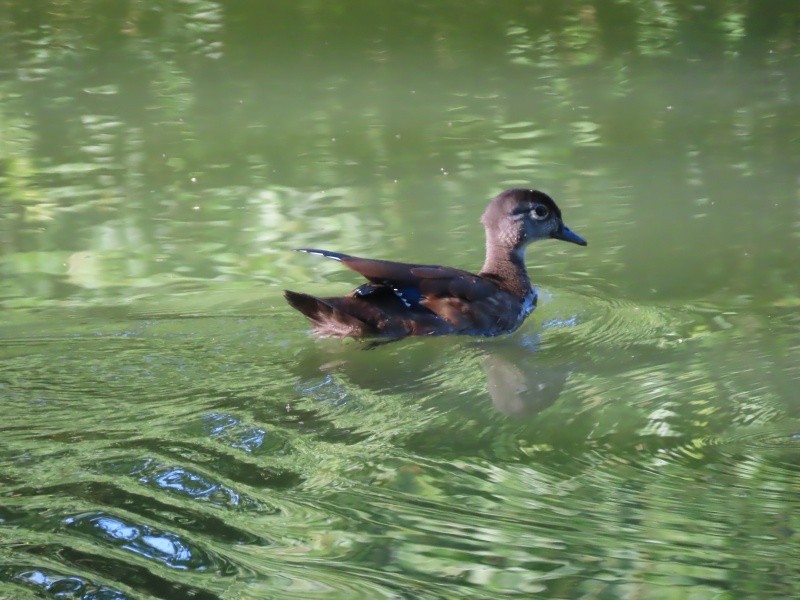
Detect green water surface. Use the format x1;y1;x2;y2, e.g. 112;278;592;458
2;2;800;598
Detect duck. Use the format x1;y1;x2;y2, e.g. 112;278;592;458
284;188;586;339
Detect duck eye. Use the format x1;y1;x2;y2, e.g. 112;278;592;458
532;205;549;220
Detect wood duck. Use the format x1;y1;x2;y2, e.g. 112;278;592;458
284;188;586;338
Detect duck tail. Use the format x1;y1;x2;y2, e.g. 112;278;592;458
284;290;374;338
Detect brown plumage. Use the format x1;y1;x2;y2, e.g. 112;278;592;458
284;188;587;338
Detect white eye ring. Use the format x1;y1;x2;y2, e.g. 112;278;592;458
532;205;549;220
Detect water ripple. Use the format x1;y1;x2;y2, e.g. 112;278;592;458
115;437;303;489
1;565;131;599
62;511;234;573
95;456;273;513
202;412;267;453
1;547;221;600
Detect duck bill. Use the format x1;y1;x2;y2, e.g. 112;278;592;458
552;224;587;246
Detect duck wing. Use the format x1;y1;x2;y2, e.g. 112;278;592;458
296;249;509;331
297;248;494;298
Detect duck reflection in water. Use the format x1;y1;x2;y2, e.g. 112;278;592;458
293;333;572;419
479;336;571;417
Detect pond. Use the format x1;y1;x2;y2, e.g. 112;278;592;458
2;2;800;598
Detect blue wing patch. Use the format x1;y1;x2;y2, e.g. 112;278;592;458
353;283;425;311
391;286;423;309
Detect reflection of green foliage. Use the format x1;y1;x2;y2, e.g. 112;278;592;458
0;0;798;309
1;5;799;599
0;106;37;202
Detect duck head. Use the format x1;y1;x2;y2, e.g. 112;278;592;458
481;188;587;253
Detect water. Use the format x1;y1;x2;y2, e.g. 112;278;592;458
2;2;800;598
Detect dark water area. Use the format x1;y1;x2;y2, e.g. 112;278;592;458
2;2;800;598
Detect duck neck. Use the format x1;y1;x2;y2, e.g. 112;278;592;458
480;238;531;298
